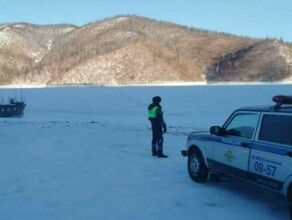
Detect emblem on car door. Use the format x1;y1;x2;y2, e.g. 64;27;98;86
224;150;235;162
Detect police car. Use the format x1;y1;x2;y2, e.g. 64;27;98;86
181;95;292;218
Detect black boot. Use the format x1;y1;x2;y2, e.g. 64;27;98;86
157;149;168;158
152;147;157;156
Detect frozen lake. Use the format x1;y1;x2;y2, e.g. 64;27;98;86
0;84;291;219
2;83;292;127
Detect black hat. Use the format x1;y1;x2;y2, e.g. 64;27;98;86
152;96;161;103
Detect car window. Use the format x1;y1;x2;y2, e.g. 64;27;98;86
259;114;292;146
224;113;259;139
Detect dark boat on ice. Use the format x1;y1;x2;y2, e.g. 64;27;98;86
0;98;26;118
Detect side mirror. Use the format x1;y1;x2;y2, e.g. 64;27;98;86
210;126;224;136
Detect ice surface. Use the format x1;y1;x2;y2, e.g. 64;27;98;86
0;84;291;219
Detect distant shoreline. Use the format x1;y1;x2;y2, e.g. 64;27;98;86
1;81;292;89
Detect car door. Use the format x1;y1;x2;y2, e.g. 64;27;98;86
249;113;292;191
212;112;260;179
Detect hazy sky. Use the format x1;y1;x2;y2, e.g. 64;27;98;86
0;0;291;42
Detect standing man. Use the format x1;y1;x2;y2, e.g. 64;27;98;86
148;96;168;158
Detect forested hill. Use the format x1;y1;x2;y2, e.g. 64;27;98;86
0;15;291;86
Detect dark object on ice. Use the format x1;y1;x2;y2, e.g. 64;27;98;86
0;98;26;118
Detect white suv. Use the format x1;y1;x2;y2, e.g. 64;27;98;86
181;95;292;218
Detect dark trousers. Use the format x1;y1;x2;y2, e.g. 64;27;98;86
150;120;163;150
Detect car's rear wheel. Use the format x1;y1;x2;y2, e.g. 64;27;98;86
187;149;209;183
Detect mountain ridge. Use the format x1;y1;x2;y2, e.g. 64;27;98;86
0;15;291;86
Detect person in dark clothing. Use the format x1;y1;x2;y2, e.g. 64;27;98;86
148;96;168;158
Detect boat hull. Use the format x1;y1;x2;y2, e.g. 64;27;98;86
0;102;26;118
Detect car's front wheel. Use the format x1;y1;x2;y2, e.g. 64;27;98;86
289;202;292;220
187;149;209;183
288;185;292;219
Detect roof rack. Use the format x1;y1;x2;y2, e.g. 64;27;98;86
270;95;292;111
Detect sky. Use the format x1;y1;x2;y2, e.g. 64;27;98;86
0;0;291;42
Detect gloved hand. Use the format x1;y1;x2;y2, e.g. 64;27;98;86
163;124;167;133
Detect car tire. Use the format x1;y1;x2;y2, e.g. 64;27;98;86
187;150;209;183
289;202;292;220
289;186;292;219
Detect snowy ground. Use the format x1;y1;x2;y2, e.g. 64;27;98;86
0;84;291;220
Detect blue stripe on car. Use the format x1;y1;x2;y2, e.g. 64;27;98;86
207;159;283;190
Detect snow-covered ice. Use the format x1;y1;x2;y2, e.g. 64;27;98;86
0;84;291;220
